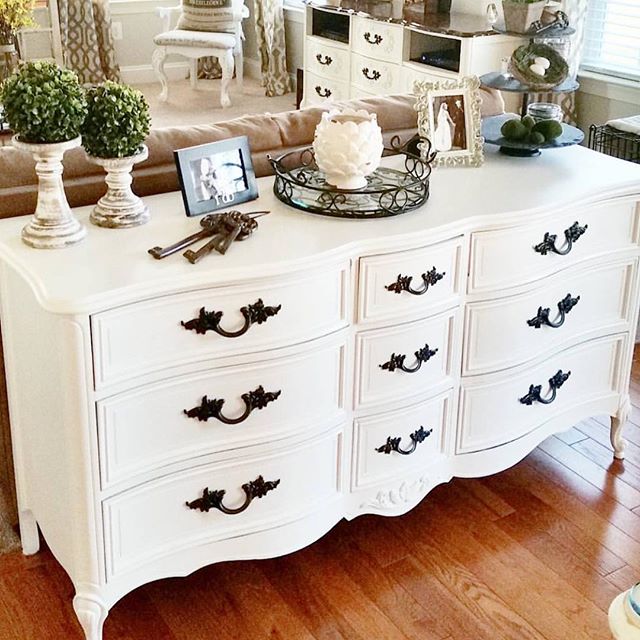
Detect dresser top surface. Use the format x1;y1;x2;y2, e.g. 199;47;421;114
0;145;639;314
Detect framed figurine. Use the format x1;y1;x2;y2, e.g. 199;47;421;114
414;75;484;168
174;135;259;216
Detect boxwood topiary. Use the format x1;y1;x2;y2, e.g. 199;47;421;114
0;61;87;143
82;81;151;158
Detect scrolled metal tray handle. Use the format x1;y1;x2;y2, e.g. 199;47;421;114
519;369;571;406
380;343;438;373
386;266;445;295
527;293;580;329
533;221;588;256
375;426;433;455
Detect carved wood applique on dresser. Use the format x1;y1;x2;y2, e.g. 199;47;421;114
0;146;639;639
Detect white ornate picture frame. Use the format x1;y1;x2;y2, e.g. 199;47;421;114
414;75;484;168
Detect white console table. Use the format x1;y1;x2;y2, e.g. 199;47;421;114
1;145;640;639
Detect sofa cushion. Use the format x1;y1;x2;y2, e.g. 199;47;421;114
154;30;236;48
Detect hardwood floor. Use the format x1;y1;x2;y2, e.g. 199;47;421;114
2;359;640;639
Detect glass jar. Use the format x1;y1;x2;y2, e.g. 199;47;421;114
527;102;563;123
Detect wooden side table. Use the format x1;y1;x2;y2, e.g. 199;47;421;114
609;592;640;639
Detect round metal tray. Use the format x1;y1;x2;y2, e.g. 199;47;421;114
268;136;435;219
480;72;579;94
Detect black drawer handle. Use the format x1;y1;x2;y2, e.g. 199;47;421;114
533;221;588;256
184;385;281;424
527;293;580;329
186;475;280;515
364;31;383;45
380;344;438;373
375;426;433;455
316;53;332;66
362;67;381;81
181;299;281;338
386;267;445;295
315;85;331;98
519;369;571;406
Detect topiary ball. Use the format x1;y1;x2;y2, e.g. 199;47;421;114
0;61;87;143
82;81;151;159
501;118;528;142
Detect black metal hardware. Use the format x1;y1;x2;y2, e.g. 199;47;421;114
533;221;588;256
380;344;438;373
519;369;571;406
385;267;445;295
315;85;331;98
375;426;433;455
316;53;332;66
186;475;280;515
181;299;281;337
184;385;281;424
364;31;382;45
362;67;381;81
527;293;580;329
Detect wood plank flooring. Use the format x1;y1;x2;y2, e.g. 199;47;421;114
2;356;640;639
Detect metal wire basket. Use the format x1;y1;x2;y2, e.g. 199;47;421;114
268;135;436;219
588;124;640;164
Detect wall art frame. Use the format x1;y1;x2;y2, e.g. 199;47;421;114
414;75;484;168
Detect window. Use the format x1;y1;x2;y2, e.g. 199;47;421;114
582;0;640;81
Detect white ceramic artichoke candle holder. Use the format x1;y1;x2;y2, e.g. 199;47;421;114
313;108;384;190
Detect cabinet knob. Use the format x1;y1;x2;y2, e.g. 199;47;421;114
519;369;571;406
533;221;588;256
385;267;446;295
527;293;580;329
186;475;280;515
380;344;438;373
375;426;433;455
184;385;281;424
181;299;281;337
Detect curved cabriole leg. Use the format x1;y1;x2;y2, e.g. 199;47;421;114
73;595;108;640
611;394;631;460
18;508;39;555
219;49;234;108
152;47;169;102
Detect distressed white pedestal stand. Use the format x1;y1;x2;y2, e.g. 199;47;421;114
609;592;640;639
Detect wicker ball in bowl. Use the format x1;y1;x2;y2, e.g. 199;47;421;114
508;43;569;90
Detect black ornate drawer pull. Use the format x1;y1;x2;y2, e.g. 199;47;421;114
527;293;580;329
375;426;433;455
315;85;331;98
385;267;445;295
533;221;588;256
186;475;280;515
184;385;281;424
380;343;438;373
316;53;332;66
364;31;382;45
362;67;381;81
181;298;281;338
519;369;571;406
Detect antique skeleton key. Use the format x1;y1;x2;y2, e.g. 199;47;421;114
148;214;223;260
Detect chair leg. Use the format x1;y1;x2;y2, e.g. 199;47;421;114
152;47;169;102
234;46;243;92
219;49;234;108
189;59;198;90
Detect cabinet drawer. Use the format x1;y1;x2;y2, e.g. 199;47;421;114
92;266;348;388
464;259;636;375
353;391;451;490
97;338;347;489
355;309;459;411
358;236;463;324
351;53;402;95
403;64;456;93
306;37;350;82
458;335;624;453
469;201;639;294
351;16;403;63
304;71;350;105
104;427;343;579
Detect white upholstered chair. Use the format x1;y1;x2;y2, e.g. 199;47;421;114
152;0;248;108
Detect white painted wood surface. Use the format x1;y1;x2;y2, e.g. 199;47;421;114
0;145;639;639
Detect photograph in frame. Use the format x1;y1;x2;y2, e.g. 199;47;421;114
174;136;259;216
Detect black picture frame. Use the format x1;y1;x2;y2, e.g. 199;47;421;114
174;136;259;217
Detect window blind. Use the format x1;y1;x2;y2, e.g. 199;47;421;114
582;0;640;81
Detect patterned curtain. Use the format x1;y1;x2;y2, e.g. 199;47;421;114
58;0;120;84
253;0;291;96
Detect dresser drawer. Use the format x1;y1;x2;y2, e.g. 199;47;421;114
469;200;639;294
358;236;463;325
306;37;350;82
458;335;624;454
353;391;451;490
103;427;343;579
304;71;350;105
355;308;459;411
350;54;402;95
464;259;636;375
92;266;348;388
97;337;347;489
352;16;403;63
403;63;456;93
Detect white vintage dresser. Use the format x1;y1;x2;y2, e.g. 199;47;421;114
1;145;640;639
